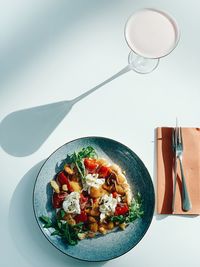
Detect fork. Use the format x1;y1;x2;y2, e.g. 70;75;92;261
176;127;192;211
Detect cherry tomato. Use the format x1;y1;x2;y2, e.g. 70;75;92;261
80;193;88;204
52;192;67;209
93;198;97;203
75;211;88;223
98;165;111;178
80;193;88;209
84;158;99;173
57;172;72;191
112;192;118;198
114;203;129;216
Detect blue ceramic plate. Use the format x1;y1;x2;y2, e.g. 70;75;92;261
33;137;155;261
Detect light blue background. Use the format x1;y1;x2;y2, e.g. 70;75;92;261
0;1;199;267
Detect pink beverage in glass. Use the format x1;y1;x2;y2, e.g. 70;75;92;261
125;8;180;59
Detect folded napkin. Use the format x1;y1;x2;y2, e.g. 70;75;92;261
157;127;200;215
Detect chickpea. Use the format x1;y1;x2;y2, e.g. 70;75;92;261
62;184;68;191
77;233;86;240
85;208;91;214
64;165;74;175
63;214;76;225
116;174;126;184
115;184;125;195
50;180;60;193
102;184;112;192
87;232;96;238
89;223;98;233
88;216;97;223
69;181;81;192
119;223;127;230
99;226;107;235
90;208;100;217
107;221;114;230
90;186;104;198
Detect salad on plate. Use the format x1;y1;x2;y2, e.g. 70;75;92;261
40;146;143;245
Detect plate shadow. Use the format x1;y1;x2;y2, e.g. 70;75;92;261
8;160;106;266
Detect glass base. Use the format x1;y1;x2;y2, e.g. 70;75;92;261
128;51;159;74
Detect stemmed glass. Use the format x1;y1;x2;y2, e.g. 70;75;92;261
125;8;180;74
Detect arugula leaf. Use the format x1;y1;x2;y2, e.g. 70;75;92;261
110;215;126;224
39;215;53;228
51;230;60;236
60;210;65;218
63;223;78;246
39;215;52;224
57;221;62;230
39;215;85;246
75;160;85;181
72;222;84;229
78;146;97;159
126;192;144;223
68;147;97;163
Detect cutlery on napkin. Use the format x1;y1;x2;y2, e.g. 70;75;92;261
157;127;200;215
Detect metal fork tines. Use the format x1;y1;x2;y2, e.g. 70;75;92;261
172;126;192;212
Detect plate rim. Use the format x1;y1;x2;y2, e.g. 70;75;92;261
33;135;155;262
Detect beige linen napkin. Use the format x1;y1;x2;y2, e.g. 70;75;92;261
157;127;200;214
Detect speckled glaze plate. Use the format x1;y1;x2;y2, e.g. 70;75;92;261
33;137;155;262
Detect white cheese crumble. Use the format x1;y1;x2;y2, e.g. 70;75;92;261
116;196;122;203
83;173;105;193
62;192;81;214
99;194;117;221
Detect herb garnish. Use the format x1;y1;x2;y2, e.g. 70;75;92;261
39;215;86;246
127;192;144;222
67;146;97;182
110;192;144;224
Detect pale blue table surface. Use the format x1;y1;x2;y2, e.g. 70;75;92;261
0;1;199;267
